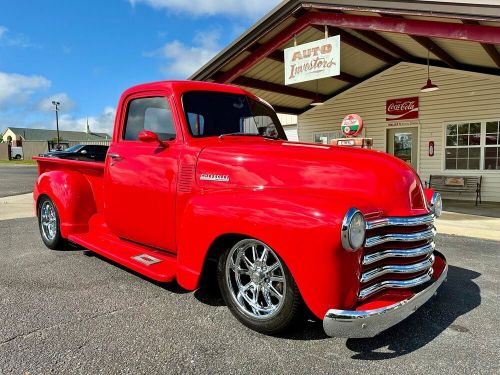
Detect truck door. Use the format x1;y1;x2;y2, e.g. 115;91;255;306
103;93;180;252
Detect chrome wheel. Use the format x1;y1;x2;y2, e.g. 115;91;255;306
226;239;286;319
40;201;57;242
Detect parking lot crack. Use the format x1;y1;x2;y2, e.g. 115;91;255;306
0;324;61;347
0;298;159;347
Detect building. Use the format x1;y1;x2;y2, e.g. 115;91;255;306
1;127;110;145
277;113;299;141
190;0;500;202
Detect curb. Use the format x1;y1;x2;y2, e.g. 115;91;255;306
0;193;35;221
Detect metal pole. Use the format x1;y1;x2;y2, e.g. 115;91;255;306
55;104;60;145
52;101;60;149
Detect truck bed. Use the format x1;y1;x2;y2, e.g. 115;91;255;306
33;156;106;173
34;156;106;216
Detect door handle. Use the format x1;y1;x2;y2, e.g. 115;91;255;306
108;153;122;165
108;153;122;160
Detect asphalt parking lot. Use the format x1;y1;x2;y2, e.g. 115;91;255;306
0;218;498;374
0;165;38;197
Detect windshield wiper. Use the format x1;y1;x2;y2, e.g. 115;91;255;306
218;132;279;140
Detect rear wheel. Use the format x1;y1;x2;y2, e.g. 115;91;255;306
217;238;302;335
38;196;66;250
14;154;21;160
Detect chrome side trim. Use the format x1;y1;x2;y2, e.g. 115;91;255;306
323;254;447;338
364;227;436;248
358;268;433;300
366;214;434;230
362;242;435;265
360;254;435;283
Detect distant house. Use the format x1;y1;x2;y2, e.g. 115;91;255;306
1;127;111;144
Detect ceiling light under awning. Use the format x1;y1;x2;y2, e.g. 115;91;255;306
421;50;439;93
310;79;324;106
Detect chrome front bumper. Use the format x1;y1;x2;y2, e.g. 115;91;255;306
323;255;448;338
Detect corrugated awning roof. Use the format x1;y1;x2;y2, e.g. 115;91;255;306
190;0;500;114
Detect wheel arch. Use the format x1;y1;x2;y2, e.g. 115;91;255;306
196;233;247;291
34;170;98;237
175;190;361;319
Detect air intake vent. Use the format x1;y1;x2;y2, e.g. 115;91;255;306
178;161;195;193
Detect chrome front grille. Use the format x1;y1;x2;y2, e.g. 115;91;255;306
362;242;435;266
364;227;436;248
359;213;436;300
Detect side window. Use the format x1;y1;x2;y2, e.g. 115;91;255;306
240;115;277;137
123;97;176;141
187;112;205;136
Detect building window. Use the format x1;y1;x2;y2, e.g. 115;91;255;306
485;121;500;170
445;122;481;170
444;120;500;171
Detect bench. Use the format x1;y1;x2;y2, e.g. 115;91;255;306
426;175;482;206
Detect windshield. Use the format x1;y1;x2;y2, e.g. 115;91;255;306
182;91;287;140
61;144;83;152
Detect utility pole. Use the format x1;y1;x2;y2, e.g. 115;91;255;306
52;100;60;149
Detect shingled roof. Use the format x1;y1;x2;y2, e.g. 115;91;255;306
3;127;111;141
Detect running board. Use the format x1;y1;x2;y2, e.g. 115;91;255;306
68;232;177;282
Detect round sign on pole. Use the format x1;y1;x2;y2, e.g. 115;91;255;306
341;114;364;137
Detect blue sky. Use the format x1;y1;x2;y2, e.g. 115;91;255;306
0;0;280;134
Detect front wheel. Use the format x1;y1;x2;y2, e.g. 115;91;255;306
217;238;303;335
38;196;66;250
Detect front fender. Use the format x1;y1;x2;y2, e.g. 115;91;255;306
176;188;363;319
35;170;97;237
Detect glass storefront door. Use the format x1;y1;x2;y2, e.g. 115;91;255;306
387;127;418;171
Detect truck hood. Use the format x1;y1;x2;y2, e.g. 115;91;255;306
195;138;428;217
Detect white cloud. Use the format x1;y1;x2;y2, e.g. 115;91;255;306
146;30;221;78
37;92;76;113
0;72;51;108
129;0;280;18
0;69;113;136
0;26;38;48
58;106;116;135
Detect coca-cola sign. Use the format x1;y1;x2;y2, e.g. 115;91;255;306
386;97;419;121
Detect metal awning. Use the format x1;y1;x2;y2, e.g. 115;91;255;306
189;0;500;114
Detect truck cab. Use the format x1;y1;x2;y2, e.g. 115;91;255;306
33;80;447;338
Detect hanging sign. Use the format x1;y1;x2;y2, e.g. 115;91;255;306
341;114;364;137
284;35;340;85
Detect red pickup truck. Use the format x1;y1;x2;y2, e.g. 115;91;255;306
34;80;447;338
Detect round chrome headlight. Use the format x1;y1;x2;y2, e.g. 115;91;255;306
341;208;366;251
431;192;443;217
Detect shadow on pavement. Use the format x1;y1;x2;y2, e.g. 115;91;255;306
81;250;190;294
345;265;481;359
194;278;226;306
73;247;482;349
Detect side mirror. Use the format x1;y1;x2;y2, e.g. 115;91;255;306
138;130;167;147
80;149;88;154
